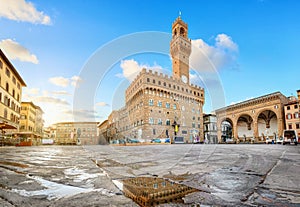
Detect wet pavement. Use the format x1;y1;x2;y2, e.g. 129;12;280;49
0;144;299;206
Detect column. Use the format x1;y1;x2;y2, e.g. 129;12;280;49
253;120;259;139
233;123;238;139
277;118;284;137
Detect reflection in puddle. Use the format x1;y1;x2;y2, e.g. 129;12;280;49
12;176;114;200
64;167;106;182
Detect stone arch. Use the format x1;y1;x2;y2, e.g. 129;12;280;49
219;117;234;142
180;27;185;37
236;114;254;141
256;109;278;140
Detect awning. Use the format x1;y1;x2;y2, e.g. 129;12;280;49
0;122;17;130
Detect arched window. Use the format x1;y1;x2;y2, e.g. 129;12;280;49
149;117;154;124
158;118;162;125
180;27;185;36
166;119;170;126
149;99;154;106
157;100;162;107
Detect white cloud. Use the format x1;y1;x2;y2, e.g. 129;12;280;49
49;76;70;87
96;102;110;107
64;109;100;120
49;76;83;88
190;34;238;72
0;0;51;25
119;59;142;81
189;72;205;86
23;87;40;95
215;34;238;52
48;90;71;96
33;96;70;105
118;59;164;81
0;39;38;64
230;97;254;105
71;76;82;87
20;87;74;126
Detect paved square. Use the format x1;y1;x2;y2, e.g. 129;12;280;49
0;144;299;206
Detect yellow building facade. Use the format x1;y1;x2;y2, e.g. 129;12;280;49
53;122;99;145
0;49;26;134
15;101;44;145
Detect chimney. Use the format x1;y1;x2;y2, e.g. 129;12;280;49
297;90;300;101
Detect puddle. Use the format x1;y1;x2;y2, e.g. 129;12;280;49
11;175;115;200
64;167;106;182
120;177;198;207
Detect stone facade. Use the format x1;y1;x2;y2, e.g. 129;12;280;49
0;49;26;132
12;102;44;145
215;92;289;143
203;114;218;144
284;93;300;137
53;122;99;145
106;17;204;143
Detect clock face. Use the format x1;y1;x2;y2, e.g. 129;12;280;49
181;75;187;83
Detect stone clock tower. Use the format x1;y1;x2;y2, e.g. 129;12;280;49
170;16;191;84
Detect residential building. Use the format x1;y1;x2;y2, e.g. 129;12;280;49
284;92;300;137
97;119;108;143
203;114;218;144
53;122;99;145
14;101;44;145
106;16;205;143
0;49;26;135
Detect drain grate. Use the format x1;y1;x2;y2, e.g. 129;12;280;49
122;176;198;207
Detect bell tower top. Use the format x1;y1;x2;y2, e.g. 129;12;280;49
170;16;191;84
172;16;189;39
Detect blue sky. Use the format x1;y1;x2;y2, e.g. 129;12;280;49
0;0;299;126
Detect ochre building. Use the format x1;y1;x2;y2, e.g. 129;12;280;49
0;49;26;134
53;122;99;145
106;17;204;143
13;101;44;145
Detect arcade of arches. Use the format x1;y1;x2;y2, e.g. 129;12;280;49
215;92;289;142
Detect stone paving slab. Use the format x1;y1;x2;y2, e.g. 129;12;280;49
0;144;299;206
